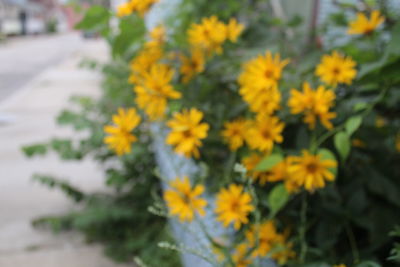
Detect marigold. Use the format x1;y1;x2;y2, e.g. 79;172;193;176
348;10;384;35
164;176;207;222
180;49;206;83
166;108;209;158
288;150;337;192
221;118;250;151
103;108;141;156
226;18;245;43
246;114;284;152
288;82;336;129
315;51;357;86
232;243;253;267
134;63;181;120
215;184;254;230
188;16;227;55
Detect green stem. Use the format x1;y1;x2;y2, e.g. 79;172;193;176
299;193;308;263
345;223;360;264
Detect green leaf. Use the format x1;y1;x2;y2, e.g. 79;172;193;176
75;6;111;31
334;131;350;161
318;148;337;177
255;153;283;171
353;102;368;111
22;144;48;157
268;184;289;217
112;15;146;57
345;115;363;136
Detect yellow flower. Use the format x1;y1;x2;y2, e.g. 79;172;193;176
352;138;366;148
348;10;384;35
288;82;336;129
226;18;245;43
396;133;400;152
166;108;210;158
221;118;249;151
245;221;295;264
246;114;285;152
215;184;254;230
116;2;134;17
333;264;347;267
188;16;227;55
239;84;281;115
375;115;387;128
134;63;181;120
145;25;166;48
232;243;253;267
180;49;206;83
129;45;163;85
242;154;289;185
164;176;207;222
315;51;357;86
130;0;159;17
288;150;337;192
103;108;141;156
239;51;289;91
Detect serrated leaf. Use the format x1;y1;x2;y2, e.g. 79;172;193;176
345;115;363;136
268;184;289;217
255;153;283;171
334;131;350;161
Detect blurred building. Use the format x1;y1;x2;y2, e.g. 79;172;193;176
0;0;67;35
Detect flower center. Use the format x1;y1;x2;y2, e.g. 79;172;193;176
264;69;273;79
306;162;318;173
230;200;240;212
332;67;341;75
261;129;271;139
182;129;192;138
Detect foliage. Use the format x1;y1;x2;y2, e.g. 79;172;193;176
23;0;400;267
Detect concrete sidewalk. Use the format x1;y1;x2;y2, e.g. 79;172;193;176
0;37;129;267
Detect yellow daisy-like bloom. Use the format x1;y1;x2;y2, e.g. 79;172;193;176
166;108;210;158
288;82;336;129
232;243;253;267
288;150;337;192
188;16;227;55
180;49;206;83
315;51;357;86
129;45;163;85
130;0;159;17
239;51;290;91
246;221;295;264
116;2;134;17
134;63;181;120
215;184;254;230
239;84;281;115
145;25;166;48
348;10;384;35
221;118;250;151
242;154;289;185
226;18;245;43
164;176;207;222
246;114;285;152
103;108;141;156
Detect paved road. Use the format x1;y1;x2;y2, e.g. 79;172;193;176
0;33;83;102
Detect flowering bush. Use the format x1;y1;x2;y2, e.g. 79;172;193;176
24;0;400;267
